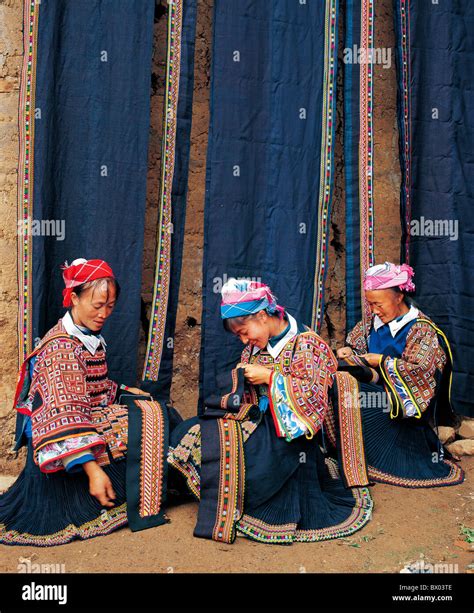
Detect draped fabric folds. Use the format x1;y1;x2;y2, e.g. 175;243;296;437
16;0;472;420
199;0;339;409
18;0;155;384
142;0;198;397
394;0;474;416
343;0;375;333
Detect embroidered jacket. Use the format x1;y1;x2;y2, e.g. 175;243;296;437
14;319;121;472
346;312;452;419
240;315;338;440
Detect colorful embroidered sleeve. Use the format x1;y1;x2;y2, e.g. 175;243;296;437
37;435;104;473
268;332;337;439
28;338;105;472
346;320;369;354
379;320;447;419
62;449;96;472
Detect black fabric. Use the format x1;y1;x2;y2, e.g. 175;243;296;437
31;0;155;384
194;367;256;541
394;0;474;416
201;367;247;415
336;357;375;384
122;395;170;532
199;0;340;411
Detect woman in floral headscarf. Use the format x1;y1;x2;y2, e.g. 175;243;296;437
168;278;373;545
338;262;464;488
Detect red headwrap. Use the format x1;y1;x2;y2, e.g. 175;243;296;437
61;258;115;307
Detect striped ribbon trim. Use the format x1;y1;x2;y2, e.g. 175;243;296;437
359;0;375;328
397;0;412;264
211;418;245;543
311;0;339;331
135;399;166;518
143;0;184;381
17;0;40;365
334;371;369;487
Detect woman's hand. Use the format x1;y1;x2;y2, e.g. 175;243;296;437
240;364;272;385
359;353;383;368
337;346;354;359
83;461;116;507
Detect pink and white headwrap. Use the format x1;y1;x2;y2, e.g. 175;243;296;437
220;278;285;319
363;262;415;292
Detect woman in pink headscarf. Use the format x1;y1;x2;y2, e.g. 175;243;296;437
338;262;464;488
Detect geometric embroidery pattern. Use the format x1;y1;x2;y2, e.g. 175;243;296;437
243;331;338;437
135;399;166;518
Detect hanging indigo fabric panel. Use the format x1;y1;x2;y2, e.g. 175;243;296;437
199;0;339;409
344;0;375;333
142;0;197;399
394;0;474;416
17;0;155;384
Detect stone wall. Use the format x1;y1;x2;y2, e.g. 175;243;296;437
0;0;401;468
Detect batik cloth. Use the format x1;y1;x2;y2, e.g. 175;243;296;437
142;0;198;398
343;0;375;330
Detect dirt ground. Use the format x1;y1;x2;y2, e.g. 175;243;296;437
0;457;471;574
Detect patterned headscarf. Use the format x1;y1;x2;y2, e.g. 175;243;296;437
363;262;415;292
61;258;115;307
220;278;285;320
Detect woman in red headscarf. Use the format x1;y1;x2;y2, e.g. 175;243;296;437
337;262;464;488
0;258;170;546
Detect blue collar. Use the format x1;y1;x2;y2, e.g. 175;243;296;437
268;320;290;347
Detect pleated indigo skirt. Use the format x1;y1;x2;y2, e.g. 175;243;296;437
0;440;128;547
168;412;373;544
359;382;464;488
